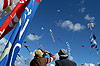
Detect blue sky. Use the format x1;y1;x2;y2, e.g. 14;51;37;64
0;0;100;66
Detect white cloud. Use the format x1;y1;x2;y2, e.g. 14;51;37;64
84;14;95;22
50;64;55;66
27;34;42;41
57;20;85;31
83;63;95;66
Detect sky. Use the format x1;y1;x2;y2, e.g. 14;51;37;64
0;0;100;66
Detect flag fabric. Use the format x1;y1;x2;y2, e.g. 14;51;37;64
0;0;29;38
0;18;22;66
0;0;41;66
0;0;30;40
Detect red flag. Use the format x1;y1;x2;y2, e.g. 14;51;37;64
0;0;30;39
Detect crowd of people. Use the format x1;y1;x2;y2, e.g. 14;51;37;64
30;48;77;66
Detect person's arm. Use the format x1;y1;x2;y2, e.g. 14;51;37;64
45;50;55;64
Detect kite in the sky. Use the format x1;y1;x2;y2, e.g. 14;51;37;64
82;45;84;47
33;33;35;35
57;37;61;41
16;53;23;65
23;41;27;43
97;49;99;54
50;29;55;42
57;10;60;12
39;43;44;50
88;23;98;54
24;45;30;53
17;53;21;58
90;35;97;49
87;23;95;34
66;42;73;60
41;27;44;30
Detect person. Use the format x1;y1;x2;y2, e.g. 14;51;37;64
55;49;77;66
30;48;55;66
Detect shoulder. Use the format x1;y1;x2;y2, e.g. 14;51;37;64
55;60;62;66
67;59;77;65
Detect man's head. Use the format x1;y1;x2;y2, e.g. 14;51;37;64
58;49;68;58
35;49;44;57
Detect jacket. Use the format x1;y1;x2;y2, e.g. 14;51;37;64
30;53;55;66
55;59;77;66
30;57;46;66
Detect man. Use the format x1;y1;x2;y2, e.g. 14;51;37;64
30;48;55;66
55;49;77;66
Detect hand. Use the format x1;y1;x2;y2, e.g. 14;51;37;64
44;50;50;53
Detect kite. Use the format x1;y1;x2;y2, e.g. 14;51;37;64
33;33;35;35
0;0;20;19
87;23;95;40
50;29;55;42
97;49;99;54
57;10;60;12
57;37;61;41
87;23;95;34
17;53;21;58
66;42;73;60
82;45;84;47
57;37;63;42
39;43;44;50
24;45;30;53
88;23;98;54
23;41;27;43
41;27;44;30
90;35;97;49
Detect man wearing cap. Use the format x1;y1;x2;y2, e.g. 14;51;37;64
30;48;55;66
55;49;77;66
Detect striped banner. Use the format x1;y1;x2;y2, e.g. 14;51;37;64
6;0;41;66
0;0;28;37
0;0;30;40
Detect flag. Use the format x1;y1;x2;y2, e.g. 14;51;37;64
6;0;41;66
0;18;22;66
0;0;30;39
0;0;41;66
